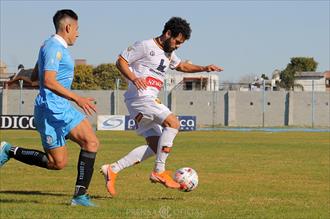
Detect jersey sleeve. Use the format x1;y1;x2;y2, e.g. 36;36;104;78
169;51;181;69
120;41;146;64
41;45;62;72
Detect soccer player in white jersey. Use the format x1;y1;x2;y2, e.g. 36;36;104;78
101;17;223;195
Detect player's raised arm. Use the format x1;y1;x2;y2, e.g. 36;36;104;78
175;61;224;73
116;56;147;90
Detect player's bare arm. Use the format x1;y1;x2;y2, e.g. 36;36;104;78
43;70;96;115
176;61;224;73
116;56;147;90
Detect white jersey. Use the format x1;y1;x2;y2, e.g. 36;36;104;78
120;38;181;100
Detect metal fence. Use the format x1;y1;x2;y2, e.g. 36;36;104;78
1;80;329;128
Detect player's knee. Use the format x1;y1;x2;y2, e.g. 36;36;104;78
164;115;180;130
85;138;99;152
169;119;180;130
53;159;67;170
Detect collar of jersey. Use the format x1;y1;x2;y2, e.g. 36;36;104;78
53;34;68;48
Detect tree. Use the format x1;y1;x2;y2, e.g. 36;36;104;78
261;74;269;80
72;64;99;90
280;57;318;90
93;63;128;90
72;63;128;90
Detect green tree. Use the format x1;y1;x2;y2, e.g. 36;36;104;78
280;57;318;90
72;64;99;90
261;74;269;80
93;63;128;90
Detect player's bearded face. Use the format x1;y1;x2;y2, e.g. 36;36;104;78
163;34;186;53
163;38;175;53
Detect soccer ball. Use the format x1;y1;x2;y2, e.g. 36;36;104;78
174;167;198;192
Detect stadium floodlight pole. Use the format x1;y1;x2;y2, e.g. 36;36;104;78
262;79;266;127
19;79;23;115
212;78;216;128
311;80;315;128
115;78;121;115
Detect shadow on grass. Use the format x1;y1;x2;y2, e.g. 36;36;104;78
0;191;112;200
0;198;40;204
0;190;71;206
0;191;184;203
120;196;185;201
0;190;68;197
90;194;112;199
148;197;184;200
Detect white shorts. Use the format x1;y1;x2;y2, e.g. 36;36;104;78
125;97;172;137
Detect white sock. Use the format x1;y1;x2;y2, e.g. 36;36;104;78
110;145;155;173
154;127;178;173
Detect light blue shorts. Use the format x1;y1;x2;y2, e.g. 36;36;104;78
34;105;85;150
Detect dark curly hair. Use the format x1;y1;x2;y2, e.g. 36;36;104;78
53;9;78;32
162;17;191;40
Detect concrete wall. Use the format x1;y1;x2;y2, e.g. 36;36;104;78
289;92;330;127
3;89;38;115
229;91;288;127
170;91;226;126
1;89;329;128
264;92;289;127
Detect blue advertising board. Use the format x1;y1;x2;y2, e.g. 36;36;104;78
124;115;196;131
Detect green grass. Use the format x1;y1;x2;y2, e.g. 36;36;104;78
0;130;329;219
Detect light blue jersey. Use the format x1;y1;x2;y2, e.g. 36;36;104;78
34;35;85;149
35;35;74;112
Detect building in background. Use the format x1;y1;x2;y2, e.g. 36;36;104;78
270;69;281;91
0;60;15;89
2;64;38;89
165;61;220;91
166;71;219;91
75;59;87;66
324;71;330;92
294;71;326;91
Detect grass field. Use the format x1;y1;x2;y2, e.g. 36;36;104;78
0;130;329;219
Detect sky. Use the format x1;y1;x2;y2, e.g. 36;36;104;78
0;0;329;82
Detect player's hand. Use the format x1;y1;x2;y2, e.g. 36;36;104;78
204;65;224;72
132;77;147;90
76;97;97;116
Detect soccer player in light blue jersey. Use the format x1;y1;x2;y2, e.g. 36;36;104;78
0;9;99;207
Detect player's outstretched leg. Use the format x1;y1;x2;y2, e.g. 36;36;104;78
100;144;155;196
1;141;49;168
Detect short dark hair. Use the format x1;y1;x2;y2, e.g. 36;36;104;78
53;9;78;32
162;17;191;40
